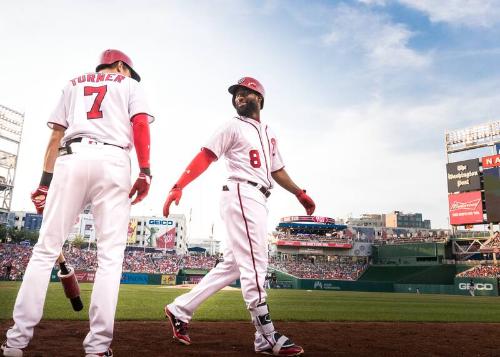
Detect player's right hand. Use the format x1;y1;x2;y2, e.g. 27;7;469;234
163;186;182;217
295;189;315;216
31;185;49;214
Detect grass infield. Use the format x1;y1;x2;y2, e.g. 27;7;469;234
1;282;500;322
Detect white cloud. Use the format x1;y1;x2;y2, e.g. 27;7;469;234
398;0;500;27
358;0;388;5
321;5;431;69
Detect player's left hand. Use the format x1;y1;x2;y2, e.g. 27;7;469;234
31;185;49;214
163;187;182;217
129;173;152;205
295;189;315;215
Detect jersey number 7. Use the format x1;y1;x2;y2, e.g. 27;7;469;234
84;85;108;119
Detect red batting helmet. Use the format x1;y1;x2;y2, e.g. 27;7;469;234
228;77;265;109
96;49;141;82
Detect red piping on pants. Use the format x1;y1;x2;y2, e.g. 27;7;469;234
237;183;262;304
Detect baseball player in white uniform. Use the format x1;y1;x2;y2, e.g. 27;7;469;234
2;49;153;357
162;77;315;356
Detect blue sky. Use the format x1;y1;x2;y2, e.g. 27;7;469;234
1;0;500;241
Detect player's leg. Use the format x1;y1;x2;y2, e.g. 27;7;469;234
167;246;240;323
6;156;89;349
230;183;303;356
166;188;241;344
82;147;131;355
225;183;269;309
165;247;239;345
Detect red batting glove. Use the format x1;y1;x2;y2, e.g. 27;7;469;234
31;185;49;214
163;187;182;217
129;173;152;205
295;189;316;215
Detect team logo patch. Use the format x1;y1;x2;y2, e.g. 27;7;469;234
271;138;276;156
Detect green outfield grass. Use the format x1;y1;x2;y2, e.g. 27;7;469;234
1;282;500;322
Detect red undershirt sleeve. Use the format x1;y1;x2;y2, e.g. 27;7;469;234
131;113;151;170
175;148;217;189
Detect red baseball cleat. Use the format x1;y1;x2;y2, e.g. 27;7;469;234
164;306;191;345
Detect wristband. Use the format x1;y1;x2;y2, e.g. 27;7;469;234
140;167;151;177
39;171;53;187
295;188;306;196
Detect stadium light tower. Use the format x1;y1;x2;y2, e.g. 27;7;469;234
445;120;500;154
0;104;24;220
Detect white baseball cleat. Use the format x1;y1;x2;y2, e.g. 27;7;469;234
1;342;23;357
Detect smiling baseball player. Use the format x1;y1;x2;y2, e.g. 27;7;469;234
162;77;315;356
2;49;153;357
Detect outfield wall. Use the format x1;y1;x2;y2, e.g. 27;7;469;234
49;267;499;296
454;277;499;296
273;270;393;292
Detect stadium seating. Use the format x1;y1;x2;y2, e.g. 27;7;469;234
0;243;221;279
269;256;368;280
457;265;500;278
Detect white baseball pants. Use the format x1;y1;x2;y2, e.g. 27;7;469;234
6;143;131;354
168;181;269;322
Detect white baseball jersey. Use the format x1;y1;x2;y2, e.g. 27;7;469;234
6;71;153;354
169;115;285;333
204;116;284;189
48;72;153;150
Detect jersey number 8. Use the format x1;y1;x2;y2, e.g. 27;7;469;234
249;150;261;168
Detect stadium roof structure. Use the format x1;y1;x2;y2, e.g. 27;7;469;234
188;246;207;253
277;222;347;234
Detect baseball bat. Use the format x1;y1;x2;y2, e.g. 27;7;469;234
57;252;84;311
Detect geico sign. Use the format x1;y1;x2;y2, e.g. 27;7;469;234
148;220;174;226
458;283;494;291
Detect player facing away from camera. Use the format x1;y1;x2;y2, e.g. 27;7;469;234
162;77;315;356
2;49;153;357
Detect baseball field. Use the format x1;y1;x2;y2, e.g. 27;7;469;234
2;282;500;356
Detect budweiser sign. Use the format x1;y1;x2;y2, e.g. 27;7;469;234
448;191;484;225
449;198;481;211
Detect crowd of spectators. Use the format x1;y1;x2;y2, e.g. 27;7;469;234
269;256;368;280
276;227;449;245
0;243;215;279
373;229;449;245
457;265;500;278
0;244;32;280
181;254;217;270
482;232;500;248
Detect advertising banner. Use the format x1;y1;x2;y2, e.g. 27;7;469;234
52;269;95;283
484;167;500;223
276;240;352;248
156;227;176;249
482;154;500;169
127;219;137;243
121;272;148;284
280;216;335;224
144;218;176;249
161;274;176;285
446;159;481;193
74;271;95;283
448;191;484;225
454;277;498;296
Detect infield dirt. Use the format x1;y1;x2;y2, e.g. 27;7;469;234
1;320;499;356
